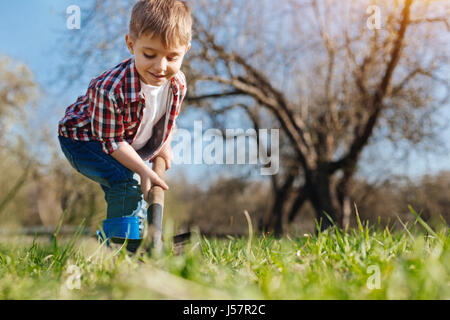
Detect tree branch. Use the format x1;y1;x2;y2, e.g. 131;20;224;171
185;90;245;103
329;0;414;174
410;17;450;31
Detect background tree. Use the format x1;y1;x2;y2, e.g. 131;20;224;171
0;55;38;140
0;55;38;220
183;0;449;233
0;55;106;230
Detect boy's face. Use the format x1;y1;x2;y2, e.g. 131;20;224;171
126;33;190;86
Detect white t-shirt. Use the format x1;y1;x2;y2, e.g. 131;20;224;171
131;80;170;151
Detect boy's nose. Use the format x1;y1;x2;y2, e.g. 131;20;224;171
154;58;167;72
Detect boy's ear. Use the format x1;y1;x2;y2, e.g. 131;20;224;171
185;42;191;54
125;34;135;55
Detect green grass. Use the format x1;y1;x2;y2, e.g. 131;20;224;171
0;214;448;299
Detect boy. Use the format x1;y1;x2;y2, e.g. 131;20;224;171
57;0;192;248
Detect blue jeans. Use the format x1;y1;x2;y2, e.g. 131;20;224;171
58;135;147;235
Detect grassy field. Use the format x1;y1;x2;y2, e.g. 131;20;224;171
0;209;448;300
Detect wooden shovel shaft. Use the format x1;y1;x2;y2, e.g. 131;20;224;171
147;156;166;249
147;157;192;250
149;156;166;205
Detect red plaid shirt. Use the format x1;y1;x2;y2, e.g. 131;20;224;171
58;57;187;158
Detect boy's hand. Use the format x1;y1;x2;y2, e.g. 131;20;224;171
140;167;169;202
110;141;169;202
155;140;173;170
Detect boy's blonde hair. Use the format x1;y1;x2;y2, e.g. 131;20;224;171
129;0;192;49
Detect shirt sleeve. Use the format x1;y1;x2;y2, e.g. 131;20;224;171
89;87;125;154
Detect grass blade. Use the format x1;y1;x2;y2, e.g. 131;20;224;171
408;205;438;239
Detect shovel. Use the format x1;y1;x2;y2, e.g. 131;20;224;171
111;156;190;253
145;156;191;253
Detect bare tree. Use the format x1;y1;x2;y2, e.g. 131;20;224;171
183;0;449;233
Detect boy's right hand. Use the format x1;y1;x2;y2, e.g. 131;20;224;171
140;168;169;202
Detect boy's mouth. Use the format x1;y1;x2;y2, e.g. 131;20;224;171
149;72;166;80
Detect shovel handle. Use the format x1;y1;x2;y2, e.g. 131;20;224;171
149;156;166;204
147;156;166;250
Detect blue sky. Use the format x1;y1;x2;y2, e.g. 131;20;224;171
0;0;449;185
0;1;68;85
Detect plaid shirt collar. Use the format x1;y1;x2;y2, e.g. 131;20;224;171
123;58;179;104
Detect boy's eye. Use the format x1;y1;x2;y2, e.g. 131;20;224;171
143;53;178;61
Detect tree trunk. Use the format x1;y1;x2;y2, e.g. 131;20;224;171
307;170;340;231
267;187;289;236
287;187;308;224
267;166;357;234
267;169;350;233
265;173;296;236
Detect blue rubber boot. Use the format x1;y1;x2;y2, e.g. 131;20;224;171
96;217;142;252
